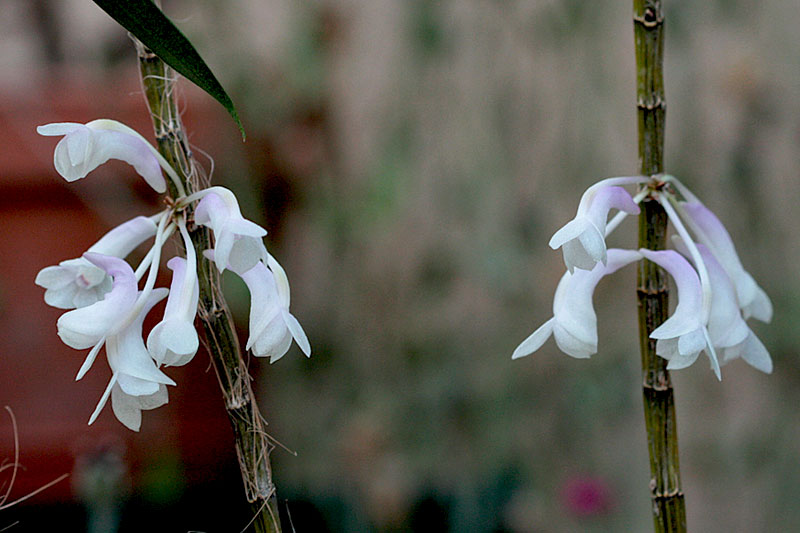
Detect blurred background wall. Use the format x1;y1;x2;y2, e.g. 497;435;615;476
1;1;798;531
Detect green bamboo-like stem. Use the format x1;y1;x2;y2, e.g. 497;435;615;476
136;42;282;533
633;1;687;531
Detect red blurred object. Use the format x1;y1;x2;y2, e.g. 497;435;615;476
0;68;241;504
559;475;613;518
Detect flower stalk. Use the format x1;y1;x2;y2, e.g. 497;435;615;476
136;41;283;532
633;0;687;530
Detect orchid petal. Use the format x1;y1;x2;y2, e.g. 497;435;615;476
553;323;595;359
549;186;640;272
38;121;166;192
682;201;772;322
283;309;311;357
57;255;138;348
195;191;267;274
111;383;168;432
641;249;703;339
739;332;773;374
512;318;555;359
88;216;158;258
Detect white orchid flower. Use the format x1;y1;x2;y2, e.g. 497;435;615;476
666;176;772;322
147;219;200;367
639;248;721;379
56;253;175;426
36;119;175;193
512;248;642;360
35;215;159;309
242;255;311;362
192;187;268;274
692;242;772;373
206;247;311;362
680;200;772;322
91;286;175;428
549;178;646;273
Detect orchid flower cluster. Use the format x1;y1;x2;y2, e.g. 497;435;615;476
34;120;311;431
512;176;772;379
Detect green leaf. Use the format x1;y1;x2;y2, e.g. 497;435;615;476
93;0;245;140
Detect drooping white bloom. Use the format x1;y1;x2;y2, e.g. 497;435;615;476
680;200;772;322
35;215;158;309
241;255;311;362
639;248;721;379
693;243;772;373
207;247;310;362
37;120;167;193
512;248;642;360
56;253;175;427
549;181;642;273
93;287;175;428
194;187;268;274
146;218;199;367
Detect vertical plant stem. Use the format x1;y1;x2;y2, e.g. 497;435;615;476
633;1;687;532
136;42;282;533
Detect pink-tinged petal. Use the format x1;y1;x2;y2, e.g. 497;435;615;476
283;309;311;357
194;192;227;229
641;249;703;339
585;186;640;230
512;318;555;359
682;201;772;320
88;216;158;258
